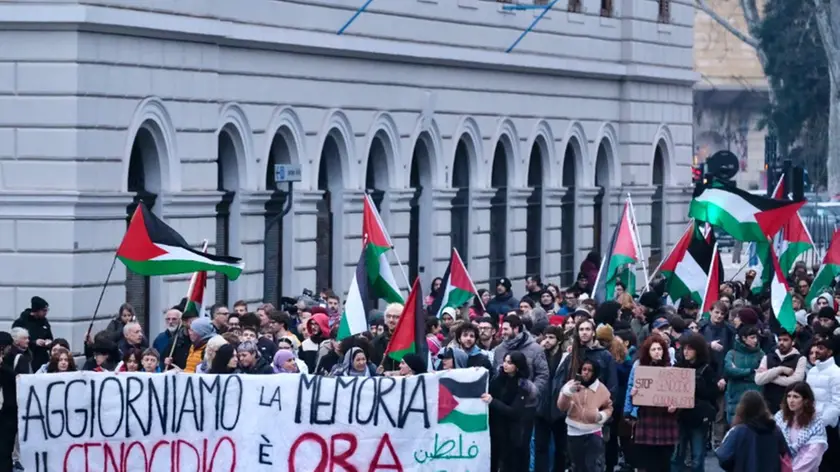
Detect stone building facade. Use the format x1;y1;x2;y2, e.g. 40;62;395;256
0;0;695;340
694;0;769;189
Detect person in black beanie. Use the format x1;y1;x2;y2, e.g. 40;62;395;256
12;296;53;371
398;353;427;375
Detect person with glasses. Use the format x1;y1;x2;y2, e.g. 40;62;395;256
209;303;230;334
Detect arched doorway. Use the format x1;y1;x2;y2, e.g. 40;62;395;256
593;142;611;254
451;139;471;263
489;141;509;281
126;125;162;338
216;129;240;306
651;143;666;268
366;133;390;213
560;141;578;286
316;133;345;293
409;134;433;285
526;142;544;277
264;130;293;306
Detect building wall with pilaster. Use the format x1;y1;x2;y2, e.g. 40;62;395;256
0;0;695;342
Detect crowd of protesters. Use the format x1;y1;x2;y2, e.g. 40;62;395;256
2;255;840;472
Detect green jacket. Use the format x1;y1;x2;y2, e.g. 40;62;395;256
723;337;763;423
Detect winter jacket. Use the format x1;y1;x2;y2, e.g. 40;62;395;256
723;338;763;423
675;358;718;428
185;343;207;373
12;309;53;371
492;332;549;394
551;343;618;422
2;346;32;375
699;319;736;378
488;373;538;450
463;345;493;372
486;292;518;317
755;348;807;413
237;355;274;375
118;338;149;357
103;318;126;344
558;379;613;435
805;357;840;428
715;418;789;472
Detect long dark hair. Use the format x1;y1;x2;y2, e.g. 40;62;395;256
505;351;530;379
733;391;772;426
46;347;77;373
567;318;596;381
781;382;817;427
639;336;670;366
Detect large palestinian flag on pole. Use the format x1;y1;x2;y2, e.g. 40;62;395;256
807;229;840;304
337;249;374;340
117;204;243;279
661;221;716;306
768;243;797;334
688;181;805;242
362;195;404;304
437;369;489;433
384;278;427;362
434;248;480;318
771;175;814;274
593;200;640;303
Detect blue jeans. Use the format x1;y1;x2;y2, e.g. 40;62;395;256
670;424;705;472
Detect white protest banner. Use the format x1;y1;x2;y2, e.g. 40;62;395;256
16;368;490;472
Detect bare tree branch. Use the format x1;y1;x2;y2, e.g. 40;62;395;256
739;0;762;38
694;0;760;48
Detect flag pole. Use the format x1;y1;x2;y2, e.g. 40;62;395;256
455;247;484;311
363;193;412;291
85;254;119;342
389;245;412;291
591;254;608;299
166;239;208;364
627;194;650;291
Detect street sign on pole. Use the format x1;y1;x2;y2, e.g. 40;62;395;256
274;164;302;183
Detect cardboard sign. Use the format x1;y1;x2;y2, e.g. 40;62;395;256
631;366;695;409
17;368;491;472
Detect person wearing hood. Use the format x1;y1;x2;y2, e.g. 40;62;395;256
236;340;273;374
454;323;493;371
486;278;519;317
436;346;468;370
723;325;764;424
184;317;216;373
756;329;807;414
332;346;377;377
482;351;538;472
810;292;833;317
209;344;238;374
493;315;548;392
299;312;332;373
12;296;53;371
715;391;789;472
558;359;613;472
272;349;300;374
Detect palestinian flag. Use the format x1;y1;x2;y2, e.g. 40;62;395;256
437;370;489;433
768;243;797;334
434;248;480;318
771;175;814;274
661;221;715;306
593;200;640;303
748;241;773;295
700;242;721;318
384;279;427;362
338;249;374;340
688;181;806;242
806;229;840;304
118;204;243;279
184;269;207;318
363;194;404;304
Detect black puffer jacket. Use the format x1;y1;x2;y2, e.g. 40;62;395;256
12;309;53;371
675;358;718;427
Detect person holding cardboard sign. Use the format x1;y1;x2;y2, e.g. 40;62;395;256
624;336;678;472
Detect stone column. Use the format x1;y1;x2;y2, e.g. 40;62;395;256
507;187;532;288
386;189;415;293
158;191;222;333
543;186;567;281
470;188;495;286
288;190;322;297
235;190;271;307
575;186;602;271
603;187;624;241
336;190;366;297
430;188;457;284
